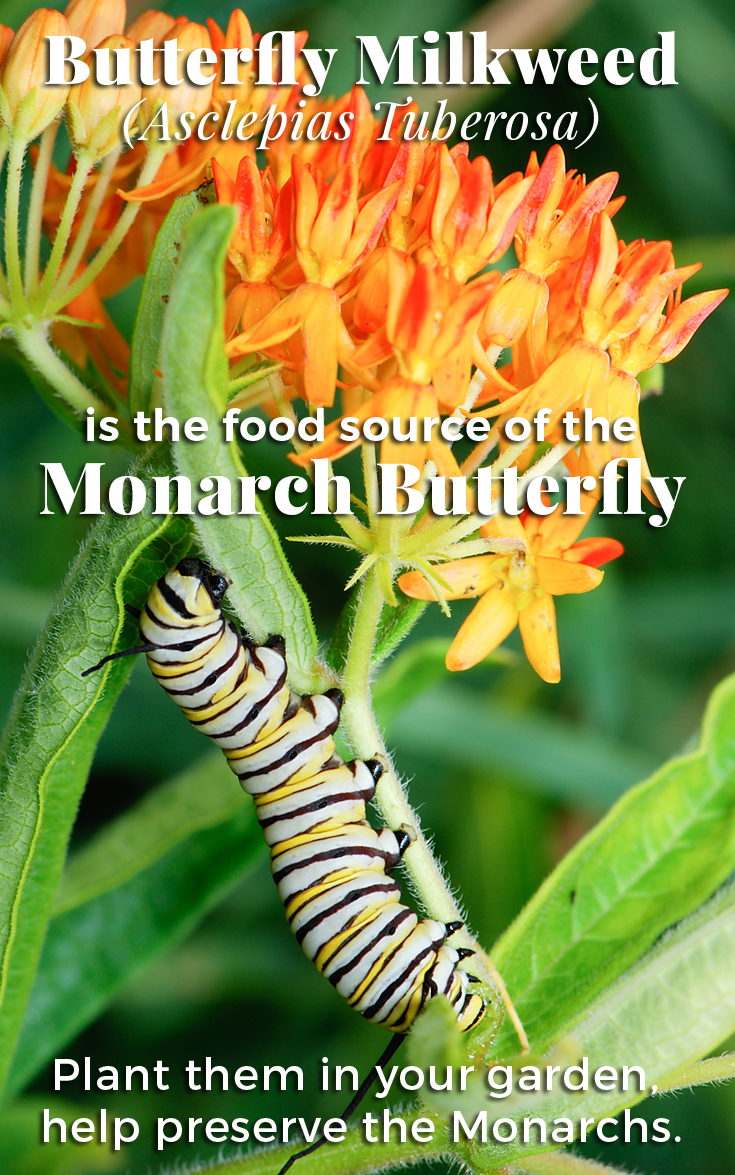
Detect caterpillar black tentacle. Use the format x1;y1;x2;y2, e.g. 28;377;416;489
81;642;157;676
90;558;486;1035
275;1032;406;1175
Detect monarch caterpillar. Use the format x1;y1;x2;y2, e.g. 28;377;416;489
87;557;486;1043
87;557;486;1037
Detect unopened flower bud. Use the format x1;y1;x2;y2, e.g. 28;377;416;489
68;34;140;158
65;0;125;49
141;20;214;128
0;26;14;71
1;10;70;139
125;10;180;44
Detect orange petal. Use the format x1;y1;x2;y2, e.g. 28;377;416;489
226;285;316;356
653;288;729;365
399;557;499;601
302;292;340;406
535;556;603;595
481;269;547;349
446;585;518;671
120;142;213;203
518;592;560;683
566;537;624;567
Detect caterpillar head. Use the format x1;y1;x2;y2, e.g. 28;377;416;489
171;558;231;613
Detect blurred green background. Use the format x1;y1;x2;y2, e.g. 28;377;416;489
1;0;734;1170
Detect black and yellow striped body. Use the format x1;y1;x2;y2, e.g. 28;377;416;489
138;558;485;1033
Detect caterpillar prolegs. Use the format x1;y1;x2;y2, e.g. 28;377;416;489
86;557;486;1035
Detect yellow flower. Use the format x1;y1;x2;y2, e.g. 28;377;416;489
399;497;622;682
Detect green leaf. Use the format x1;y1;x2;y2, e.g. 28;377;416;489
413;878;735;1171
489;670;735;1055
161;204;324;693
372;597;427;668
0;1098;123;1174
0;446;191;1101
373;638;452;730
6;753;263;1099
407;995;469;1074
128;189;202;417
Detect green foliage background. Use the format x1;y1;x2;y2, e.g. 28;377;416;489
0;0;734;1171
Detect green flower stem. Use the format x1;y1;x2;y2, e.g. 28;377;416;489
0;132;11;299
340;565;511;1023
24;122;58;300
46;142;167;314
13;322;130;433
34;148;95;308
56;147;120;294
5;133;29;311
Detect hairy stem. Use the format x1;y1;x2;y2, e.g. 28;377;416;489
56;147;120;291
46;143;166;314
13;323;121;425
5;134;28;311
340;566;521;1041
35;150;94;308
24;123;58;300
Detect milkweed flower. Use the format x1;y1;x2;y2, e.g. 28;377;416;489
226;157;401;404
291;249;495;463
422;147;533;282
399;498;623;682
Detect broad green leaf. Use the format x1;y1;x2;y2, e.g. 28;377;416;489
392;685;656;810
327;594;426;675
489;671;735;1055
128;189;202;417
6;753;263;1099
0;446;191;1101
372;597;427;668
0;1098;122;1173
410;878;735;1171
161;204;324;693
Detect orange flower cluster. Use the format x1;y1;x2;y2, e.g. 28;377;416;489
10;4;728;681
209;91;726;680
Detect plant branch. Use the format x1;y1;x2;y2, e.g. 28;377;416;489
35;149;94;307
24;123;58;300
56;147;120;291
501;1152;630;1175
46;143;167;314
340;564;527;1051
5;134;28;311
13;323;126;427
655;1052;735;1092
